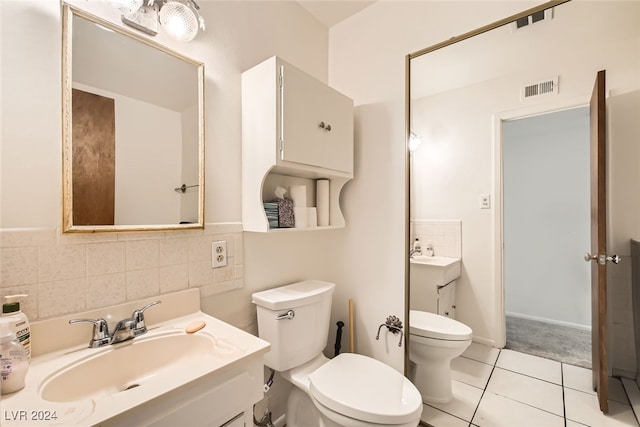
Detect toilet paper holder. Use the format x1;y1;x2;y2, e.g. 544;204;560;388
376;315;404;347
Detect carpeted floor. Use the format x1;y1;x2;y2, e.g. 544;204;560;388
506;315;591;369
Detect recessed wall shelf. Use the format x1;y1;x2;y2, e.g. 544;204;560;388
241;56;354;232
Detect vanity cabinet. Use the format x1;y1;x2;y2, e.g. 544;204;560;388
102;360;263;427
242;56;354;232
410;273;458;319
437;280;456;318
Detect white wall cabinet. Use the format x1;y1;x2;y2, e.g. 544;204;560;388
280;61;353;173
242;56;354;232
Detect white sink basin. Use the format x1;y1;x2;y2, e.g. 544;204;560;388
410;255;461;286
39;330;238;403
1;291;271;427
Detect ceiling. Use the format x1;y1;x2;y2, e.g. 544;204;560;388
296;0;377;27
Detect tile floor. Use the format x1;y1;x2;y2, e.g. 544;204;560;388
421;343;640;427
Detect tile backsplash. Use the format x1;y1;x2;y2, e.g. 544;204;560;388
0;223;243;321
411;219;462;258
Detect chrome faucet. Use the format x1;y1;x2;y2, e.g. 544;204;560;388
70;300;161;348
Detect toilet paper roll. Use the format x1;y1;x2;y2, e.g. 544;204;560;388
290;185;307;207
294;207;308;228
316;180;329;226
307;207;318;227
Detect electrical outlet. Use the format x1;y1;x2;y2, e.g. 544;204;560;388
212;240;227;268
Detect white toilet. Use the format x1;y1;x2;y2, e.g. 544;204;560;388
408;310;472;403
252;280;423;427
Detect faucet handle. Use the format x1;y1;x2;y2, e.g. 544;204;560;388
69;318;110;348
132;300;161;333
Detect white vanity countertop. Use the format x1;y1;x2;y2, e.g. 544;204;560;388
2;308;270;426
410;255;460;267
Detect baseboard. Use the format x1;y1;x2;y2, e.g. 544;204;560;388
613;367;637;380
472;335;497;348
506;311;591;331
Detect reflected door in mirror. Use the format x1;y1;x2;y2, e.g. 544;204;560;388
72;89;115;226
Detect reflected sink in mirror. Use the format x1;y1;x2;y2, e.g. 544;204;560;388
40;330;237;403
410;255;461;286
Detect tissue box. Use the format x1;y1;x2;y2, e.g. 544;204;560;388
277;199;294;227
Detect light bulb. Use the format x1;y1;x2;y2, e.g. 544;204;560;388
159;1;199;42
105;0;144;15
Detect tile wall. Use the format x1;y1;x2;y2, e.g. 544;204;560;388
411;219;462;258
0;223;243;322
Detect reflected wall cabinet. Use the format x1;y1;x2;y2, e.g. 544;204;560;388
242;56;354;232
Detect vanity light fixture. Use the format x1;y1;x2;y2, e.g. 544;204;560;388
409;131;423;152
106;0;144;15
107;0;205;42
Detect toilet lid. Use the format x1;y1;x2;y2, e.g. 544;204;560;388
410;310;472;341
308;353;422;424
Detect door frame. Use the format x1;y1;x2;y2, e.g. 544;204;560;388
493;96;591;348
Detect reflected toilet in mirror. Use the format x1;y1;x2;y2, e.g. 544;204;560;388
408;249;472;403
408;310;472;403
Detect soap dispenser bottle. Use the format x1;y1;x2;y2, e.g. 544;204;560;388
425;242;434;257
0;319;28;395
412;238;422;256
2;295;30;361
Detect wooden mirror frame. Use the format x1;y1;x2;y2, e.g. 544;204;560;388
61;4;205;233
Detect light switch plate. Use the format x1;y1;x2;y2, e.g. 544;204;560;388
480;194;491;209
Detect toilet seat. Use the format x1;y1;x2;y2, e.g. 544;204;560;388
409;310;472;341
308;353;422;425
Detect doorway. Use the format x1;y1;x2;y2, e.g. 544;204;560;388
502;106;591;368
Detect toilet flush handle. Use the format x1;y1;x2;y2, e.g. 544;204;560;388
276;310;295;320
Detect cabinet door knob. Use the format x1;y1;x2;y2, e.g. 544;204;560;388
319;122;332;132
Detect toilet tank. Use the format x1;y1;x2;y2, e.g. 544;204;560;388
252;280;335;371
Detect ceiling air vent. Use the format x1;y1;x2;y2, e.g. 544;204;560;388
511;8;554;31
522;77;558;101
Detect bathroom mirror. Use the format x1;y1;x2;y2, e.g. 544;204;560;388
406;0;639;396
62;4;205;232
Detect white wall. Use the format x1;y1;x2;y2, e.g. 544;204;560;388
330;0;640;374
503;107;591;329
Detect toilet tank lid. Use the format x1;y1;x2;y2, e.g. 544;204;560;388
252;280;335;310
